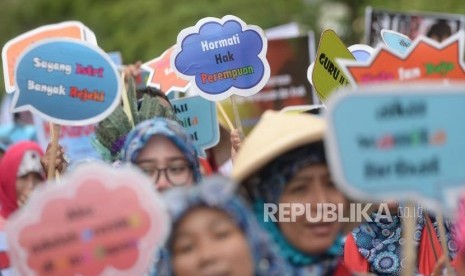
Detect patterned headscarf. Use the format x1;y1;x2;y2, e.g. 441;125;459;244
243;141;345;271
353;207;457;275
121;117;201;183
150;175;290;276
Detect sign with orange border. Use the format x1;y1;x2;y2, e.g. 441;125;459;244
338;31;465;86
2;21;96;93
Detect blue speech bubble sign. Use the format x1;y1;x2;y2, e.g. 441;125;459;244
171;15;270;101
171;95;219;157
11;39;121;126
325;84;465;216
381;29;412;55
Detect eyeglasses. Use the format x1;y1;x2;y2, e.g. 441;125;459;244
137;162;193;187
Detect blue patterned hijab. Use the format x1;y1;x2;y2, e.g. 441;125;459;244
121;117;201;183
243;142;345;272
352;207;457;275
150;175;290;276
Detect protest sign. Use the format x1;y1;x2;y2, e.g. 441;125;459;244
311;29;355;102
338;31;465;86
171;15;270;101
171;95;219;157
142;45;190;94
325;84;465;216
2;21;96;93
6;162;169;276
381;29;412;54
11;39;121;126
33;115;101;164
347;44;374;62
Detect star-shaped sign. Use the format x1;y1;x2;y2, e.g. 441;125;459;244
142;45;190;94
338;31;465;86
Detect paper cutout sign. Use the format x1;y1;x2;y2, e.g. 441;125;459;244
142;46;190;94
347;44;374;62
338;31;465;86
381;29;412;55
310;29;355;102
11;39;122;126
5;162;169;276
171;95;219;157
325;84;465;216
171;15;270;101
2;21;96;93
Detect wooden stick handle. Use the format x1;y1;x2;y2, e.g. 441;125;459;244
216;102;234;131
47;123;61;181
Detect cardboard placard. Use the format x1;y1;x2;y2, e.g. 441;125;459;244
171;15;270;101
11;39;121;126
325;84;465;216
2;21;96;93
310;29;355;101
381;29;412;54
142;45;190;94
5;162;169;276
339;31;465;86
171;95;219;157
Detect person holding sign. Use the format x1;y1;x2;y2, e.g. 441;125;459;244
122;117;201;191
232;111;352;275
151;175;289;276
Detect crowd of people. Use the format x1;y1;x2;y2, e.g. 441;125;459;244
1;35;465;276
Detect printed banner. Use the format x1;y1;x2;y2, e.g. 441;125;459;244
365;7;465;46
11;39;121;126
325;84;465;215
171;95;219;157
219;34;316;134
2;21;96;93
6;162;169;276
171;15;270;101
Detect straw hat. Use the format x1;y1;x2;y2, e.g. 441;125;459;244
232;110;326;183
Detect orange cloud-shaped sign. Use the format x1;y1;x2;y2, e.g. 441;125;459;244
338;31;465;86
6;163;169;276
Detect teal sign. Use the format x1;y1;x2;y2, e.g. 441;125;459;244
171;95;219;157
325;85;465;215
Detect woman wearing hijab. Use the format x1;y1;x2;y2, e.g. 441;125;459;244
0;141;45;219
122;117;201;191
0;141;45;275
232;110;352;275
151;175;289;276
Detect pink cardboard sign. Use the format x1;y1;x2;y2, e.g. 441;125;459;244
5;162;169;276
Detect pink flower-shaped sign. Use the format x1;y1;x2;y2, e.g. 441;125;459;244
5;162;169;276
